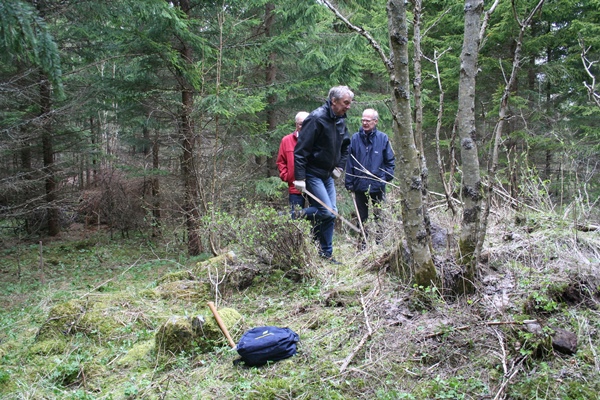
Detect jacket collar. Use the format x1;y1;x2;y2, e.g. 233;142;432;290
359;127;376;144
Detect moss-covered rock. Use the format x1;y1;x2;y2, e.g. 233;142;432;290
117;340;154;367
198;307;244;350
153;280;210;300
78;300;125;336
29;338;68;356
37;296;140;342
155;315;195;354
37;299;86;340
157;270;197;284
139;288;160;299
155;308;243;355
323;287;361;307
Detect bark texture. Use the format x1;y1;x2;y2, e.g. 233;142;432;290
40;76;59;237
457;0;484;284
387;0;437;287
175;0;202;256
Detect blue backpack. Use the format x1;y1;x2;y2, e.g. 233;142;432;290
235;326;299;367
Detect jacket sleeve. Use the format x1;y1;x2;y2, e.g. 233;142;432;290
337;124;351;169
344;135;356;190
294;116;316;180
383;137;396;182
276;140;288;182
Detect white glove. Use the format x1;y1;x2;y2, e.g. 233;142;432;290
293;180;306;192
332;167;343;179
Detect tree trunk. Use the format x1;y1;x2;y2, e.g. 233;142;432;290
90;116;97;187
456;0;484;285
143;125;150;157
152;129;161;237
175;0;201;256
412;0;425;159
411;0;432;237
387;0;437;287
264;2;278;177
40;76;60;237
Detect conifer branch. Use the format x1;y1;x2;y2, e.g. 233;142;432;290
321;0;392;72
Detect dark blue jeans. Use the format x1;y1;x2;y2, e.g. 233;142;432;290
289;194;318;220
306;173;336;257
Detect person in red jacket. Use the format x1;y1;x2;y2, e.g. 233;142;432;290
276;111;316;219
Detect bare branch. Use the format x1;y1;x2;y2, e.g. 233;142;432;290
580;39;600;108
321;0;392;72
425;48;457;214
347;154;399;189
423;8;453;38
480;0;501;45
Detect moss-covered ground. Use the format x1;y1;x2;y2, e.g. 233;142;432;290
0;205;599;399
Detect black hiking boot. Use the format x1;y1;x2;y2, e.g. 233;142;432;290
319;254;341;265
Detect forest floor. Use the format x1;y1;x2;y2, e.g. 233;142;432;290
0;201;599;399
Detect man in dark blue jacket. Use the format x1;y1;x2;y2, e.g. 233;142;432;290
293;86;354;262
345;108;395;241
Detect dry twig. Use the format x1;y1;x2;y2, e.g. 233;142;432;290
339;286;382;373
493;355;528;400
423;319;537;339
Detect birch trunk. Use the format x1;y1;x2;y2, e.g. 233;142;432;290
456;0;484;287
387;0;437;286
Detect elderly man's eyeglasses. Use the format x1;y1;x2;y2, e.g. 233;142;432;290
361;118;375;123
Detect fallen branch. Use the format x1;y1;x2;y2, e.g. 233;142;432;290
339;326;379;374
78;257;142;299
424;319;537;339
340;288;381;373
494;355;528;400
575;223;599;232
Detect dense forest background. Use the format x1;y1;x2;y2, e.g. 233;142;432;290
1;0;599;265
2;1;600;399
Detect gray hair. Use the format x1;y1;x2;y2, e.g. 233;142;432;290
295;111;309;124
328;85;354;101
363;108;379;121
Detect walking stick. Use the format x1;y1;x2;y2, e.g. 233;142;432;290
350;191;369;248
302;188;361;234
207;301;236;348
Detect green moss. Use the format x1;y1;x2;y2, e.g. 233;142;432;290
153;280;210;300
29;338;67;356
117;340;154;367
155;308;243;355
457;238;476;266
414;259;440;288
37;299;86;340
155;316;195;355
323;286;362;307
214;308;243;334
196;308;243;351
37;295;143;342
78;301;123;337
157;270;196;284
138;288;160;299
0;339;20;358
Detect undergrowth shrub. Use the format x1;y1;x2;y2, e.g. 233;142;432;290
230;202;316;279
78;168;150;237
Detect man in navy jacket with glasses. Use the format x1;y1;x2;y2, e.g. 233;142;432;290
345;108;395;244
